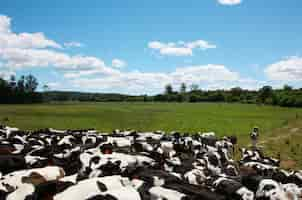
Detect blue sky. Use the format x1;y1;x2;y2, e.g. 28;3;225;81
0;0;302;94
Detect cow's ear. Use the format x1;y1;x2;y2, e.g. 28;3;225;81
114;160;121;166
96;181;108;192
21;172;46;186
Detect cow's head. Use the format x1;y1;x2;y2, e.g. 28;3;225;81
282;183;302;200
236;187;254;200
256;179;286;200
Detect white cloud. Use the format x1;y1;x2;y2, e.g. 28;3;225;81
171;64;239;82
112;59;127;68
0;16;61;49
148;40;216;56
217;0;242;6
0;14;267;95
63;68;119;79
159;47;192;56
148;41;166;49
64;42;82;48
265;56;302;81
0;32;62;49
70;64;240;94
185;40;217;49
0;14;119;78
0;48;119;75
43;81;77;91
0;15;11;34
207;78;266;91
47;82;61;89
0;61;15;80
0;68;15;80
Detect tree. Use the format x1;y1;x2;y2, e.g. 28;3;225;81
0;78;10;103
0;75;41;103
180;83;186;94
17;75;25;92
283;84;293;91
189;94;199;102
179;83;189;102
9;75;16;90
165;84;173;95
43;84;50;92
190;84;199;91
258;86;273;104
42;84;50;102
25;75;38;93
143;95;148;102
230;87;243;97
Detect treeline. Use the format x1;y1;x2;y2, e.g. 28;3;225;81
43;83;302;107
152;83;302;107
43;91;143;102
0;75;42;103
1;75;302;107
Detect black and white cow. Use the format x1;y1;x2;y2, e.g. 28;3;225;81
0;125;302;200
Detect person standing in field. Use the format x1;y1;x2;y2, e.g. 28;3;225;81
250;127;259;149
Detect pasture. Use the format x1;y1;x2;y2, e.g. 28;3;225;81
1;102;302;168
0;102;301;135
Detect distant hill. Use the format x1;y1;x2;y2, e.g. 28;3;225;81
2;74;302;107
43;91;147;102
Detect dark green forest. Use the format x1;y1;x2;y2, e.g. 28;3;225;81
1;75;302;107
0;75;42;103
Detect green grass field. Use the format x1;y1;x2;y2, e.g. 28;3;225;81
0;102;301;134
1;102;302;168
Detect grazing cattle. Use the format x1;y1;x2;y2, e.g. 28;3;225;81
240;148;280;167
213;177;254;200
201;132;218;147
0;155;26;175
282;183;302;200
0;142;16;155
27;180;74;200
256;179;290;200
184;168;208;185
6;183;35;200
0;125;301;200
164;182;227;200
288;171;302;187
54;176;140;200
0;166;65;189
149;186;186;200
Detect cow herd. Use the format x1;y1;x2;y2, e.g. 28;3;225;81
0;125;301;200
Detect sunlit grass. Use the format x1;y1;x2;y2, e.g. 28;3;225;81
0;102;301;136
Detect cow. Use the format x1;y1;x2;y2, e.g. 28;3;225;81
0;166;65;189
213;177;254;200
0;155;26;175
256;179;287;200
0;125;301;200
53;176;140;200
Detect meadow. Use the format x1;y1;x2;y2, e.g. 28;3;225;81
0;102;300;134
1;102;302;168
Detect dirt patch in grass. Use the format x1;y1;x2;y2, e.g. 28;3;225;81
290;128;299;133
280;160;297;170
236;118;302;169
